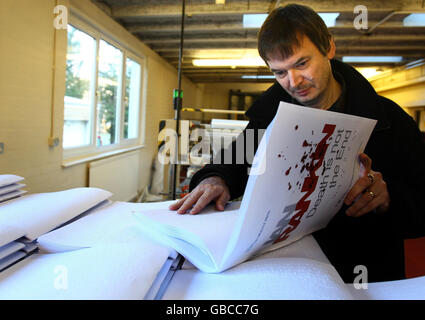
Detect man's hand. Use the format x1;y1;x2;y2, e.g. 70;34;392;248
344;153;390;217
169;176;231;215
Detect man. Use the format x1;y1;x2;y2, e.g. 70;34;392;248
170;4;425;282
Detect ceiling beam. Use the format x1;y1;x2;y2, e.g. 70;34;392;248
150;42;425;52
140;34;425;44
127;20;424;34
92;0;425;84
112;0;425;18
126;21;245;33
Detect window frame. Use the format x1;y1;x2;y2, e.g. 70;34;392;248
63;15;145;160
122;52;143;142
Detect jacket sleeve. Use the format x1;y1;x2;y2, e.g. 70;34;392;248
189;119;266;200
189;83;284;199
374;99;425;239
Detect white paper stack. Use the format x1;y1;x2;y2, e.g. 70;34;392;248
0;238;38;273
0;186;112;273
36;201;179;300
0;175;27;203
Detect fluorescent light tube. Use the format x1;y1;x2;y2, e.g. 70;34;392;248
342;56;403;63
241;75;275;79
243;14;268;28
403;13;425;26
318;13;340;27
192;57;266;67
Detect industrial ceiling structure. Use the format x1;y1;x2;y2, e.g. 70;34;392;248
91;0;425;83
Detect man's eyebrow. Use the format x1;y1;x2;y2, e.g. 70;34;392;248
270;56;310;72
293;56;309;65
270;67;284;73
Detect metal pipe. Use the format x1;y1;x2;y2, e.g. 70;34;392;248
182;107;246;115
171;0;186;200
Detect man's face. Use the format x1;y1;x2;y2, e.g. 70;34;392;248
267;35;336;108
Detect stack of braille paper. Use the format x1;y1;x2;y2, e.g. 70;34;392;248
0;175;35;272
0;175;27;203
0;185;113;273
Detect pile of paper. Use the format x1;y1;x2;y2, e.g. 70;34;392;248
0;184;112;273
0;175;27;203
0;175;34;271
0;238;38;273
36;200;181;299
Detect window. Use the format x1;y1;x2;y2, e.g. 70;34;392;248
96;40;122;146
63;22;143;157
63;25;96;148
124;58;141;140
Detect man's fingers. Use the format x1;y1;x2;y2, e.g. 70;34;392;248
344;153;374;205
346;175;389;217
345;190;372;216
189;192;216;214
215;192;230;211
168;194;189;210
189;185;228;214
175;186;227;214
176;191;202;214
346;191;385;217
359;153;372;172
344;153;391;217
344;174;372;205
169;176;231;215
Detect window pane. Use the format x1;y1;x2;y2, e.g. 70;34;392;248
63;25;95;148
97;40;122;146
124;58;141;139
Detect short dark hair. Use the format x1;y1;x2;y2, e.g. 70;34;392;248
258;4;332;62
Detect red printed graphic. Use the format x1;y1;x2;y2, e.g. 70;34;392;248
274;124;336;243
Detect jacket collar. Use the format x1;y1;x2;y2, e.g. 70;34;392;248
330;59;390;132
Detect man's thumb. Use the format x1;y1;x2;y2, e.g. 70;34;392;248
359;152;372;173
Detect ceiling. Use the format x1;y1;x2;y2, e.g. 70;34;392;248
91;0;425;83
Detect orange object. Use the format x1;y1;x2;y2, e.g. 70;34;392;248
404;236;425;278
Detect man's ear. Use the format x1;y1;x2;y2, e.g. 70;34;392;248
327;37;336;59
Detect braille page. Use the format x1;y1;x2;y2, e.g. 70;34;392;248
0;242;171;299
0;188;112;242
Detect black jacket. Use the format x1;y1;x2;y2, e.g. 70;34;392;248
190;59;425;282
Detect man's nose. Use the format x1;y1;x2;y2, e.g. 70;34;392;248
287;69;302;89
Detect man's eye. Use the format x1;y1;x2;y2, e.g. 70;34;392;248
274;71;287;78
297;61;308;68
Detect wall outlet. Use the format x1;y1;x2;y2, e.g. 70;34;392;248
48;137;60;147
0;142;4;154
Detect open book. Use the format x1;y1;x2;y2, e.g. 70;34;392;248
133;101;377;273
